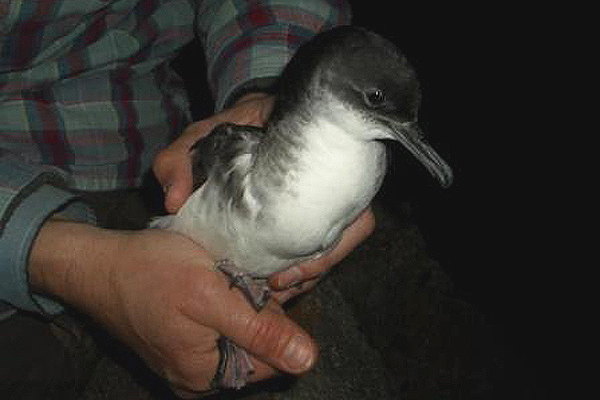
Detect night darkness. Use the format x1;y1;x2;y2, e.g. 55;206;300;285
348;0;552;387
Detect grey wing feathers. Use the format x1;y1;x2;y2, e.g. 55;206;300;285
190;123;264;191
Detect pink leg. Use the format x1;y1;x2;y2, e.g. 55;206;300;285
211;259;271;389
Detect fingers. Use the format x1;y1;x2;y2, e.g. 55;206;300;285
152;95;275;213
220;300;317;375
270;276;320;304
190;272;318;378
236;301;317;374
153;120;218;212
169;355;277;399
270;207;376;291
152;152;191;213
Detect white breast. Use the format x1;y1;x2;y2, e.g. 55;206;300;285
161;105;388;277
256;115;387;264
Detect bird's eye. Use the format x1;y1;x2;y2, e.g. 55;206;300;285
364;89;386;107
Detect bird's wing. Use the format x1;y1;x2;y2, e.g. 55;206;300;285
190;122;264;191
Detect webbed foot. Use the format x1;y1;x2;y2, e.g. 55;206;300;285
211;259;271;389
215;259;270;311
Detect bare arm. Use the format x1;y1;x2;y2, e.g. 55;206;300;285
28;220;316;396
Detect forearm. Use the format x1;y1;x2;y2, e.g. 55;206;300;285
0;156;95;314
28;220;119;314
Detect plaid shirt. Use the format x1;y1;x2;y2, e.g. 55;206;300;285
0;0;350;314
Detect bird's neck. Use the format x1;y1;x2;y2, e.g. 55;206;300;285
291;113;387;187
253;102;387;210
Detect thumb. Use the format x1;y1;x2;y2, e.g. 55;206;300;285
219;300;318;375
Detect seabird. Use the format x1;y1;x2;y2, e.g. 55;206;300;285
152;25;453;389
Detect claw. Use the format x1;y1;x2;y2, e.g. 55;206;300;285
212;259;271;389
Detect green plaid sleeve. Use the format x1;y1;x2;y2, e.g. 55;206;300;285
0;156;95;315
197;0;351;111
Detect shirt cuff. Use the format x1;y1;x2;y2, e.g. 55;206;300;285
222;77;278;109
0;184;94;315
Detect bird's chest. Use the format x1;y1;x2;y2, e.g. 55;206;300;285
261;138;386;257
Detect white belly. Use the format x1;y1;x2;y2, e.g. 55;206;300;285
160;121;387;277
258;137;386;263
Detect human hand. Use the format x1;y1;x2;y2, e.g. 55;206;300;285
153;93;275;214
29;221;317;397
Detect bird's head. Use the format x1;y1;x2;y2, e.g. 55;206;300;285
275;26;453;188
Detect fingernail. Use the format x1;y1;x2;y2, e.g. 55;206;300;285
276;266;303;289
283;335;315;372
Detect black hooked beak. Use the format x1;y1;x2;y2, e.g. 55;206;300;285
389;121;454;188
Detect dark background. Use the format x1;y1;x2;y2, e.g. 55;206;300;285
346;0;553;384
